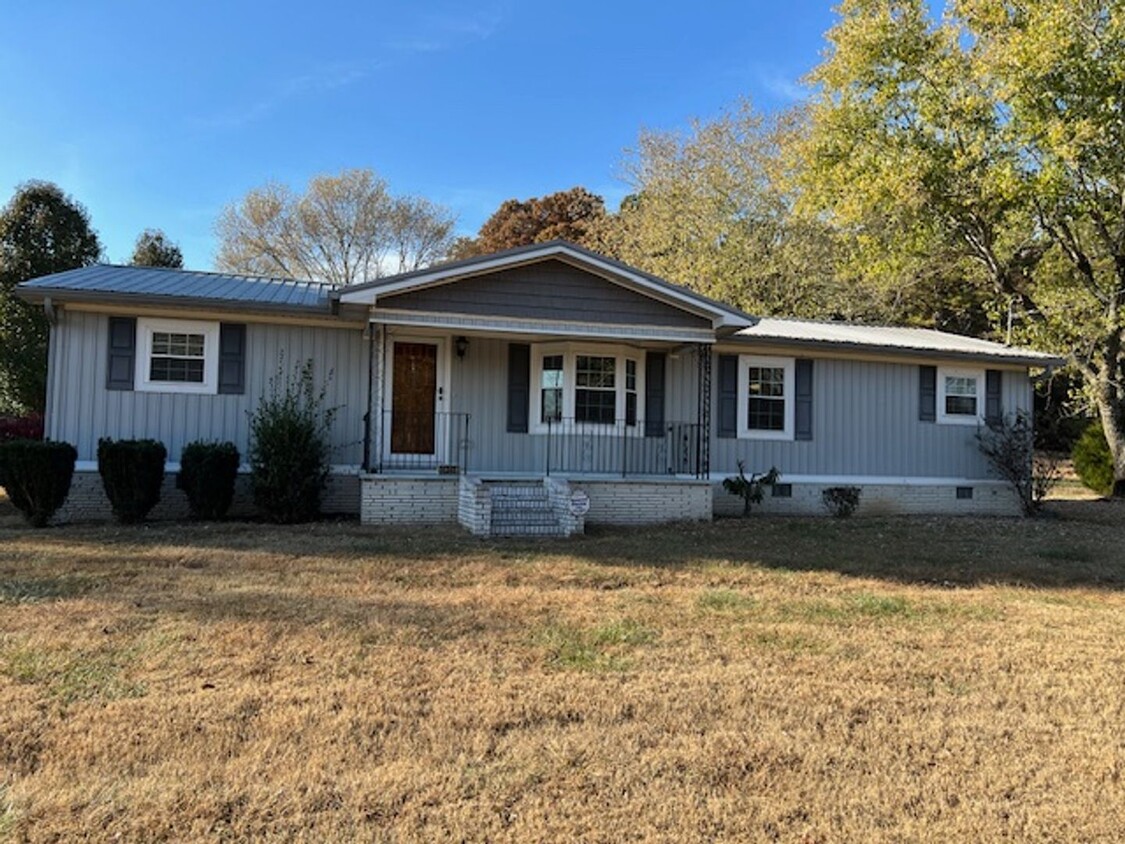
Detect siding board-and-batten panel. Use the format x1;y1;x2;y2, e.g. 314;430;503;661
50;311;367;466
377;259;712;330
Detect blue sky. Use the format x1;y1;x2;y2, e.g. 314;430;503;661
0;1;836;270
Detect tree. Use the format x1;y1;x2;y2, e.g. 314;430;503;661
800;0;1125;494
0;181;101;412
214;169;456;286
459;187;607;257
130;228;183;268
592;102;860;319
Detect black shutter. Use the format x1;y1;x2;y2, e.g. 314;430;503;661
507;343;530;433
795;358;813;441
985;369;1002;427
919;365;937;422
717;354;738;438
106;317;136;391
644;352;666;437
218;323;247;395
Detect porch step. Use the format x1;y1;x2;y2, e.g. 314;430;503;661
487;482;563;537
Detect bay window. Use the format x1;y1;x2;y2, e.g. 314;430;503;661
532;344;644;430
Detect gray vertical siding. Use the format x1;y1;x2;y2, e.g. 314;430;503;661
706;353;1032;479
49;311;367;465
440;340;1032;480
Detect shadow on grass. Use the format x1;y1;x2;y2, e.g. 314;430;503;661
2;498;1123;592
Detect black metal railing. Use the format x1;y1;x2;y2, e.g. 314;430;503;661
542;418;704;478
374;410;471;472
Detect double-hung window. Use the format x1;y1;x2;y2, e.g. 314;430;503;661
532;345;643;431
737;355;794;440
136;318;220;394
937;367;984;425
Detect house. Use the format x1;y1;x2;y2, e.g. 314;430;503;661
16;241;1063;534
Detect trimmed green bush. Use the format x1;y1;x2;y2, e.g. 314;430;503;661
97;438;167;524
248;359;337;524
0;439;77;527
177;441;240;520
1072;421;1115;496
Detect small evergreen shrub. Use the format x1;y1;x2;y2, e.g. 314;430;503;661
248;359;337;524
722;461;780;516
822;486;861;518
177;441;240;520
0;439;77;527
1072;421;1115;497
97;438;167;524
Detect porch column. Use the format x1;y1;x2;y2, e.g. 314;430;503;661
696;343;711;478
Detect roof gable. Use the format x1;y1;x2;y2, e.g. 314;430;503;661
337;240;752;329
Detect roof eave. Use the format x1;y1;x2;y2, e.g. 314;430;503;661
15;285;339;320
725;333;1065;367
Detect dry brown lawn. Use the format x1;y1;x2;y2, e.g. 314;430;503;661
2;494;1124;842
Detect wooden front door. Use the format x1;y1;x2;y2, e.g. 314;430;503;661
391;341;439;455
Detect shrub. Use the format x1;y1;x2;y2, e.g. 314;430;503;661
722;461;780;516
0;413;44;442
248;359;337;524
97;438;167;524
0;439;77;527
1072;420;1115;497
977;410;1060;516
822;486;861;518
177;441;240;520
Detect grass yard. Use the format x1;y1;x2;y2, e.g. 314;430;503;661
2;495;1124;842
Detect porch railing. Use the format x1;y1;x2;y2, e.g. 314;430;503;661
543;418;704;479
373;410;471;473
371;411;704;479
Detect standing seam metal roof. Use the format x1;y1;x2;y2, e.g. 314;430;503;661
18;264;334;310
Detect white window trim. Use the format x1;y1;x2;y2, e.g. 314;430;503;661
530;342;645;434
135;317;220;395
937;365;986;426
738;354;795;441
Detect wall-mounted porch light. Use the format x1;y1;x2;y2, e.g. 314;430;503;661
455;336;469;359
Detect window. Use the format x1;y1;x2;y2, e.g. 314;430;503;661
937;367;985;425
575;355;616;424
541;354;563;423
136;318;219;394
737;355;794;440
531;345;644;431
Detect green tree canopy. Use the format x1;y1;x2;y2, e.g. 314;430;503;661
801;0;1125;493
130;228;183;268
215;168;456;286
0;181;101;412
592;101;857;319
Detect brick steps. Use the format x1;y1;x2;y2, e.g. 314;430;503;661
487;482;564;537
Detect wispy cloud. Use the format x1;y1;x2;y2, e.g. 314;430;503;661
752;66;809;104
383;6;506;56
194;61;377;131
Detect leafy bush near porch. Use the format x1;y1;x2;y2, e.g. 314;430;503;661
721;461;780;516
0;413;44;442
822;486;861;518
97;438;167;524
0;439;77;527
1072;420;1115;497
177;441;240;520
248;359;337;524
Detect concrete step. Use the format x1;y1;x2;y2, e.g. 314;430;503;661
490;524;569;537
490;497;553;511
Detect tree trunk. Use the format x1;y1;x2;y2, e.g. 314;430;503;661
1094;387;1125;497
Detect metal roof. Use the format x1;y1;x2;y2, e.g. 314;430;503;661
735;317;1065;366
18;264;334;311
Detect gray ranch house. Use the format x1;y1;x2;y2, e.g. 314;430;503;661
17;241;1062;535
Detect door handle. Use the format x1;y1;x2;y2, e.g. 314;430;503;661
438;386;444;402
